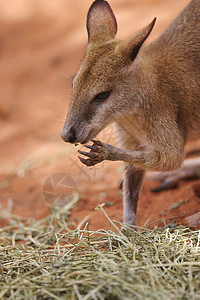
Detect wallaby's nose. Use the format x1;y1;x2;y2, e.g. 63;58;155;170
68;127;76;143
61;126;77;143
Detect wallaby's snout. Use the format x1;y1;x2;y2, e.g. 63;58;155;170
61;126;76;144
61;111;94;144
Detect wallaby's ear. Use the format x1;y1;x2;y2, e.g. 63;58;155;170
120;18;156;62
87;0;117;43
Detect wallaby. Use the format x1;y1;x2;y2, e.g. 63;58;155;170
61;0;200;227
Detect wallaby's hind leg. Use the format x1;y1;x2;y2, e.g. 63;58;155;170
147;157;200;192
123;163;145;227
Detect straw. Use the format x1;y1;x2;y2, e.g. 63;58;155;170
0;201;200;299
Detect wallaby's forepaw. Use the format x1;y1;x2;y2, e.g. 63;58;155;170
78;139;110;166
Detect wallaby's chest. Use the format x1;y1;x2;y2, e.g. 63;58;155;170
115;113;149;149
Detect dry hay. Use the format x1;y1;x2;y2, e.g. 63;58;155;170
0;199;200;300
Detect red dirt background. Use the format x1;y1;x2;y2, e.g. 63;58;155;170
0;0;199;230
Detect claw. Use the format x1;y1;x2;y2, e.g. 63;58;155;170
78;150;89;156
78;156;96;167
84;144;102;153
78;156;95;166
78;156;87;164
91;139;102;146
84;144;98;151
78;150;98;159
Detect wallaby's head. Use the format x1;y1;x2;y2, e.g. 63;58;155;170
61;0;156;144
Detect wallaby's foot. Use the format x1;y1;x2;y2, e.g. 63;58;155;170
122;215;137;231
147;157;200;192
122;223;137;232
78;139;114;166
124;213;136;228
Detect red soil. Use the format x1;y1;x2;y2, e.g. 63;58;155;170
0;0;199;231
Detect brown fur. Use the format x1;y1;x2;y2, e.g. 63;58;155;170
62;0;200;227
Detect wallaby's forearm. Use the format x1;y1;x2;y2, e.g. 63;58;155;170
78;138;184;172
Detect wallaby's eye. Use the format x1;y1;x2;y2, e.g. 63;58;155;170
92;91;111;103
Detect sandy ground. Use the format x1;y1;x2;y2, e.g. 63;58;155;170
0;0;199;230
